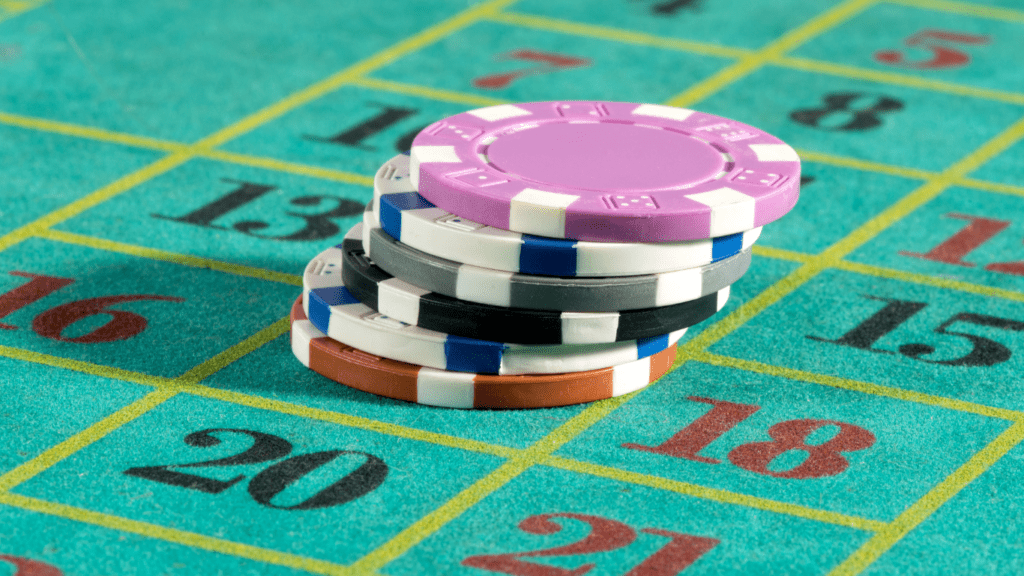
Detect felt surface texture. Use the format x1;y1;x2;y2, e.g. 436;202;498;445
2;0;1024;574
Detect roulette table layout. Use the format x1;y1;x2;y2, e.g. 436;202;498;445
3;0;1024;573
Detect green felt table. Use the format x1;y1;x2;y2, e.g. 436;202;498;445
3;0;1024;574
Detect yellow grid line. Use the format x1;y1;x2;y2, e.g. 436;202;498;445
187;385;519;460
794;149;935;181
0;389;178;492
486;11;749;60
37;229;303;287
543;456;887;532
0;0;520;257
829;420;1024;575
960;176;1024;198
0;345;174;388
777;55;1024;107
347;390;641;573
0;151;193;253
893;0;1024;24
665;0;878;108
176;318;291;385
8;106;1024;210
350;76;509;108
686;115;1024;355
0;0;47;24
346;1;903;570
193;0;520;151
751;244;814;263
489;5;1024;108
0;111;184;152
1;0;1022;570
0;110;377;186
201;149;375;187
834;259;1024;304
693;351;1022;422
0;493;352;576
0;1;556;570
674;109;1024;576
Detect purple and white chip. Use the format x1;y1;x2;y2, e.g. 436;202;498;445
410;101;800;243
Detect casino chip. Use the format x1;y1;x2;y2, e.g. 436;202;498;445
410;101;800;242
338;222;729;345
291;297;677;409
289;100;800;408
361;206;749;312
303;243;687;373
373;154;762;277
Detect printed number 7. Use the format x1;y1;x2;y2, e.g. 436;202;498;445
875;29;990;69
473;49;591;90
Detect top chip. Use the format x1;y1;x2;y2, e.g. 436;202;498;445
411;101;800;243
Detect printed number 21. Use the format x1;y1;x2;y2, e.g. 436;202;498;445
463;513;718;575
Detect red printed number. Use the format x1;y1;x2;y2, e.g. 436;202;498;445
624;396;875;479
875;29;990;70
0;271;184;343
473;49;591;90
463;513;718;576
900;212;1024;276
0;555;63;576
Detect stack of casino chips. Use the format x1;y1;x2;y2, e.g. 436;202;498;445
291;101;800;409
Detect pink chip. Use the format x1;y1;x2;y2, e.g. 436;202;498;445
410;101;800;243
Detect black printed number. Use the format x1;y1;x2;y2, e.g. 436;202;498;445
304;103;428;153
125;428;388;510
790;92;904;131
153;179;362;242
808;295;1024;367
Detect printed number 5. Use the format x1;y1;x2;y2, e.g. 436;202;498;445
875;29;989;69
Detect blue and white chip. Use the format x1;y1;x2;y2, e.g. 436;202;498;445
302;237;688;375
